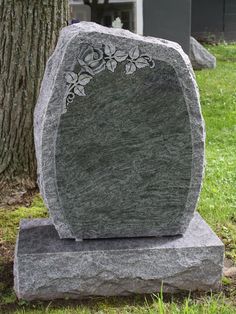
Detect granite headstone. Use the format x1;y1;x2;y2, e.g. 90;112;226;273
190;37;216;70
14;22;224;300
34;22;205;241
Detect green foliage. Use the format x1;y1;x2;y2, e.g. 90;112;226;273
0;290;17;305
222;276;232;286
0;197;48;308
1;44;236;313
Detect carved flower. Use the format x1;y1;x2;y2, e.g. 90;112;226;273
65;44;155;112
77;44;106;76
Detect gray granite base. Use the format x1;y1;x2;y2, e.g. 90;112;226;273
14;213;224;300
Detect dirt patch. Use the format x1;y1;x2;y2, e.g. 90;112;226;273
0;243;14;290
0;187;38;209
223;258;236;302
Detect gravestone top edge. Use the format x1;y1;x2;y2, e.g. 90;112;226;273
62;22;184;51
57;22;198;115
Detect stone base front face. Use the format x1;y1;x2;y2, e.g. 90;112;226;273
14;213;224;301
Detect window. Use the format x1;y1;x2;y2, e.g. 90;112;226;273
69;0;143;35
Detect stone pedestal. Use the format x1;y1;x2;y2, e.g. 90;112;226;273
14;213;224;300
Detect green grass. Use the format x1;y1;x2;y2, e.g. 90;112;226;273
8;294;236;314
0;196;48;244
196;44;236;260
0;44;236;313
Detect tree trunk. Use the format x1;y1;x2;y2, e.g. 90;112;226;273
0;0;68;204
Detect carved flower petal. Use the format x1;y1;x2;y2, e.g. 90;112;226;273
114;50;128;62
84;66;95;76
125;61;136;74
84;48;95;63
74;85;86;96
129;47;140;60
78;43;90;58
78;59;86;67
78;73;93;86
88;60;101;68
106;59;117;72
135;57;149;69
104;44;116;56
92;61;106;75
65;72;78;84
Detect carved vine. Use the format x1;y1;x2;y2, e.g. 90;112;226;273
64;43;155;110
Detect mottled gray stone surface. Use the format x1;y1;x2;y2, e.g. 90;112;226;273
14;213;224;300
190;37;216;70
34;22;205;240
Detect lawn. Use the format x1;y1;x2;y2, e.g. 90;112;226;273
0;44;236;313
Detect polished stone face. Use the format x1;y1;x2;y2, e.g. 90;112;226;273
34;23;205;240
55;59;192;239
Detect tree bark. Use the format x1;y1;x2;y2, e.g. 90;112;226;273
0;0;68;204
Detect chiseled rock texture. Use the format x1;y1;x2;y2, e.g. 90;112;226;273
14;213;224;300
34;22;205;240
190;37;216;70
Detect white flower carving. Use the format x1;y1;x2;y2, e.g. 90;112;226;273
65;44;155;111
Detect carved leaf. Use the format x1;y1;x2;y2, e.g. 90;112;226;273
65;72;77;84
135;57;149;69
125;62;136;74
129;47;139;60
78;73;93;86
74;85;86;96
104;44;116;56
114;50;128;62
106;59;117;72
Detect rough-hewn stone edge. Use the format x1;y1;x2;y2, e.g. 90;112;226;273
34;22;205;239
14;213;224;300
34;27;76;238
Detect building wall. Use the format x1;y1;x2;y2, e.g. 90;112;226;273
143;0;191;54
192;0;224;41
224;0;236;41
69;0;143;34
69;0;192;54
192;0;236;42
